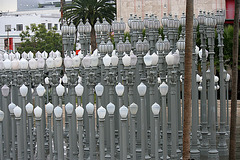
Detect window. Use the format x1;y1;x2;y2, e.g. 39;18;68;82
54;24;58;30
48;23;52;29
5;25;11;32
16;24;23;31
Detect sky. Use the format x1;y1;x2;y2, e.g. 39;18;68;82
0;0;17;12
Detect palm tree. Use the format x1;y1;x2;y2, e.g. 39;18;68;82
183;0;193;160
229;0;239;159
63;0;116;52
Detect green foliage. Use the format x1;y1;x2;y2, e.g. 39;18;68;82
17;24;62;53
63;0;116;27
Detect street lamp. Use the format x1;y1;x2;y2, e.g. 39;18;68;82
106;102;115;160
119;105;128;160
75;106;84;160
14;106;23;160
8;103;17;160
97;106;106;160
45;102;54;160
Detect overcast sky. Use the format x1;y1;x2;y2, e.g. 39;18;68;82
0;0;17;12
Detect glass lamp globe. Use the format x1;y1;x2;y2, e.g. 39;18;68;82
62;74;68;84
106;102;115;115
65;102;74;115
143;37;150;53
25;103;34;114
61;21;69;35
86;102;94;115
19;84;28;97
152;103;161;116
15;52;21;60
137;82;147;96
11;59;20;70
119;105;128;119
45;77;49;85
82;55;91;68
14;106;22;118
1;84;10;97
94;18;101;33
226;73;230;82
159;82;168;96
36;84;45;97
143;52;152;66
129;103;138;115
173;52;180;65
42;51;48;59
69;22;76;35
103;54;111;67
37;58;45;69
214;76;219;83
111;52;119;67
54;57;62;68
91;55;99;67
155;36;164;52
75;106;84;118
28;51;34;59
95;83;104;97
75;83;84;97
29;58;37;70
8;103;16;114
115;82;124;96
54;106;63;118
46;57;54;69
72;56;81;68
84;19;91;33
106;39;114;53
165;51;174;66
56;83;65;97
19;58;29;70
119;17;126;32
196;74;201;83
122;53;131;67
125;37;132;53
129;52;137;67
151;52;158;65
78;19;85;34
35;51;42;59
97;106;106;119
163;36;171;51
46;102;54;114
176;35;185;51
0;110;4;121
64;56;73;68
198;86;203;91
21;52;28;59
3;59;12;70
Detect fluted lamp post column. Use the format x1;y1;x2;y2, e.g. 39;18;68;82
46;102;54;160
129;103;138;160
8;103;16;160
1;84;10;160
119;105;129;160
106;102;115;160
98;106;107;160
151;103;161;160
25;103;34;159
14;106;23;160
65;103;74;160
75;106;84;160
34;106;44;160
159;82;170;160
0;110;4;160
54;106;64;160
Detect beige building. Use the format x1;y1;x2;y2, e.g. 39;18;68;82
117;0;226;28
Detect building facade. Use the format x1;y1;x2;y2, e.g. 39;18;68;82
117;0;226;29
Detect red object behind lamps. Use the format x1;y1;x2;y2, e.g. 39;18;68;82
9;38;13;51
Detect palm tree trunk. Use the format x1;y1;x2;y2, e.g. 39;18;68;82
183;0;193;160
91;27;97;53
229;0;239;159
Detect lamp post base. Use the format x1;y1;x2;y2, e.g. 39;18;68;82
190;149;200;160
208;149;219;160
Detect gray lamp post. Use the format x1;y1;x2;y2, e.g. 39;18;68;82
198;11;209;156
54;106;64;160
216;10;228;156
8;103;16;160
14;106;23;160
206;12;219;159
44;77;50;103
65;102;74;160
151;103;161;160
75;106;84;160
78;19;86;55
137;82;150;159
106;102;115;160
129;103;138;160
46;102;54;160
25;103;34;159
69;22;76;55
180;13;186;36
1;84;10;160
98;106;107;160
119;105;128;160
161;13;168;36
86;102;96;159
94;18;102;46
159;82;170;160
225;73;230;133
62;21;69;56
34;106;44;160
0;110;4;160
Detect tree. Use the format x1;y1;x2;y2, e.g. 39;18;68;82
183;0;193;160
229;0;239;159
17;24;62;53
63;0;116;52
